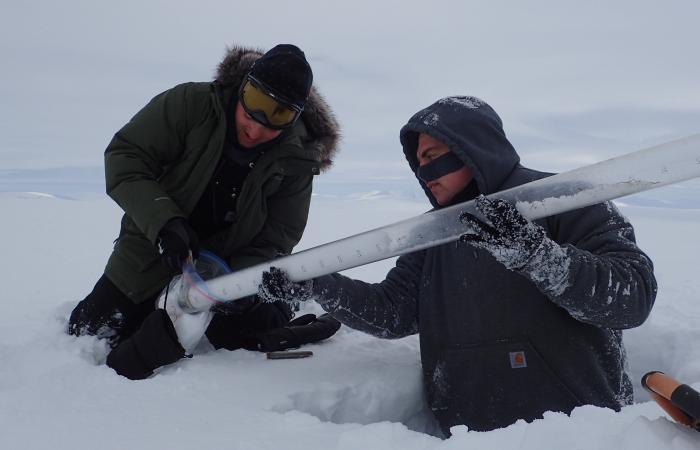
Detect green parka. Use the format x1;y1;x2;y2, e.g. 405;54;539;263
103;46;340;303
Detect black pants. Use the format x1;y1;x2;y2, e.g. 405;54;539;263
68;275;293;378
67;275;156;347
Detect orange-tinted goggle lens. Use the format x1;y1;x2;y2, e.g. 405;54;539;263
240;80;300;129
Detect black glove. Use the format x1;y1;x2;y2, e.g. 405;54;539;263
211;294;261;316
259;267;314;304
205;300;294;351
156;218;200;272
245;313;342;352
459;195;546;270
106;309;186;380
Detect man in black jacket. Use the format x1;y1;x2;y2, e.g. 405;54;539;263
68;44;341;380
259;96;658;435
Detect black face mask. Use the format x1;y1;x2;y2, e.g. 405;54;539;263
417;152;465;182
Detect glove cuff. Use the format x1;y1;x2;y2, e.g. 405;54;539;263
518;237;572;297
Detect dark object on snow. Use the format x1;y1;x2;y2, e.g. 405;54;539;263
205;300;293;350
106;309;186;380
267;350;313;360
156;218;200;273
642;371;700;430
246;313;341;352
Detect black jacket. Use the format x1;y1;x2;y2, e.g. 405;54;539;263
103;46;340;302
312;97;657;433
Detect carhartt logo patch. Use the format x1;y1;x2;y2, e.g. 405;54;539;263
509;351;527;369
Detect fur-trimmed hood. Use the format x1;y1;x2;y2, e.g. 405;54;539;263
215;45;341;172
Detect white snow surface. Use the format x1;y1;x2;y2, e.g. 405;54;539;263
3;2;700;447
1;191;699;449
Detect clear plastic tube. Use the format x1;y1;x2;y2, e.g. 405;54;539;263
180;134;700;312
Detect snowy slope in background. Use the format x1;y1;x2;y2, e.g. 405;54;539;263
0;191;699;449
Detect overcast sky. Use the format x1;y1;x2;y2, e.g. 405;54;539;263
2;0;699;179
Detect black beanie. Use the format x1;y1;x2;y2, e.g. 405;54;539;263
249;44;313;110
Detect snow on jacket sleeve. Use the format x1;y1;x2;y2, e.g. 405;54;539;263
312;250;425;339
104;83;201;244
520;201;657;329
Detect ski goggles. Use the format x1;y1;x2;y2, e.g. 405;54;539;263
239;76;303;130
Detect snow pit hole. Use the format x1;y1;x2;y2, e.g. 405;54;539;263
270;381;440;435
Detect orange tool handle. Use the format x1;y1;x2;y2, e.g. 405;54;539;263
642;371;700;430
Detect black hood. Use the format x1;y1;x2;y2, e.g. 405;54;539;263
400;96;520;207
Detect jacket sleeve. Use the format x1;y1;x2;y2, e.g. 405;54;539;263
104;83;201;244
228;174;313;270
521;201;657;329
311;250;425;339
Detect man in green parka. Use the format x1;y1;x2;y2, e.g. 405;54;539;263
68;44;342;379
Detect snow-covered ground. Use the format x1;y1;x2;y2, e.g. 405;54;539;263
3;1;700;447
0;187;699;449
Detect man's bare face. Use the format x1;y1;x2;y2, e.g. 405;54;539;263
235;101;282;149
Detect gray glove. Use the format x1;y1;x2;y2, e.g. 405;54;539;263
259;267;314;304
459;195;546;269
460;196;571;295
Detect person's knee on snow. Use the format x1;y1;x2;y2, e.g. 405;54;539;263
68;275;154;347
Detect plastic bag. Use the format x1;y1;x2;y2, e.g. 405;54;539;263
156;251;233;352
